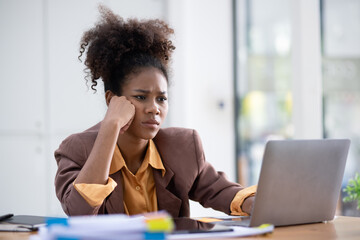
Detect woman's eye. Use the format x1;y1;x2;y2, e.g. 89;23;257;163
134;96;145;100
157;97;168;102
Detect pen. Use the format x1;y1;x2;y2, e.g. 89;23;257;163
0;214;14;222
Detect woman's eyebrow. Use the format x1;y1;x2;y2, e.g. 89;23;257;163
133;89;167;94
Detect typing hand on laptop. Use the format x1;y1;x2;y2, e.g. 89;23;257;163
241;196;255;216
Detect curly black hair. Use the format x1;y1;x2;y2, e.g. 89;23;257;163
78;5;175;95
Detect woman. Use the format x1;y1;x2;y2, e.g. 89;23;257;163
55;6;256;217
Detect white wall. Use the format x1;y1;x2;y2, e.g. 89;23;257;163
0;0;235;217
0;0;48;216
167;0;235;217
291;0;323;139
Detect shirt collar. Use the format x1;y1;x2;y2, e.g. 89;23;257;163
109;139;166;177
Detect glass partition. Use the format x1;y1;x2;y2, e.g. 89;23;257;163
235;0;360;217
321;0;360;216
234;0;293;186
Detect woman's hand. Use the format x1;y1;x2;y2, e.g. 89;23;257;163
242;196;255;215
75;96;135;185
104;96;135;134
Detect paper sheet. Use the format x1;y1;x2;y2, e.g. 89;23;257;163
168;225;274;239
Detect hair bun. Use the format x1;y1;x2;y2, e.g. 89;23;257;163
79;5;175;92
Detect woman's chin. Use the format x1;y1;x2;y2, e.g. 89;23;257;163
124;128;160;140
141;130;160;140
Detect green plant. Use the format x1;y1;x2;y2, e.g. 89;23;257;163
343;173;360;210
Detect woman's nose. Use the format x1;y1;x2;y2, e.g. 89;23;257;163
146;100;160;115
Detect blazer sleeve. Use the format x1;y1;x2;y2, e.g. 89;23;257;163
188;130;244;214
54;134;102;216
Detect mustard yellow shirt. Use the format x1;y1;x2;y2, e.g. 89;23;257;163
74;140;256;216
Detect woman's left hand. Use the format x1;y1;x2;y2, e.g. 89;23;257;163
242;196;255;215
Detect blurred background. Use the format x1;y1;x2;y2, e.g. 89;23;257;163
0;0;359;217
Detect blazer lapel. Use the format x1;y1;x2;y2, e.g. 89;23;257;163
153;167;182;217
105;171;125;214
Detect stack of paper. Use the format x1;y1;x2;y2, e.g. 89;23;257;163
30;212;173;240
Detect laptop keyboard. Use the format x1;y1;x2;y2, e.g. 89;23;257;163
215;216;251;227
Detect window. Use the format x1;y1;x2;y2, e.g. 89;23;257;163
235;0;360;216
321;0;360;216
234;0;293;186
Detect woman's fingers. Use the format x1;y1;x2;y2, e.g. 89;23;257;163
119;117;133;134
105;96;135;129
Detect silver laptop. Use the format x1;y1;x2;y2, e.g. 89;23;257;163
225;139;350;227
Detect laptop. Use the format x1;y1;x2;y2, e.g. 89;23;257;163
220;139;350;227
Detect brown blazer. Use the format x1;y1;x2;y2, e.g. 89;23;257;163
54;122;243;217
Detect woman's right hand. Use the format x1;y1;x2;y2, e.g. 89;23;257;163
104;96;135;134
74;95;135;185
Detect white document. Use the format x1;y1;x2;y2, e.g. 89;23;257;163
168;225;274;239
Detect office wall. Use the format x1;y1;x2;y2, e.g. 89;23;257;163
167;0;235;217
168;0;235;178
0;0;234;217
0;0;48;216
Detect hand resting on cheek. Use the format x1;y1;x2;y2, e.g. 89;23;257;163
104;95;135;134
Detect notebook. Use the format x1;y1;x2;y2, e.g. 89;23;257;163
171;218;233;234
0;215;48;232
220;139;350;227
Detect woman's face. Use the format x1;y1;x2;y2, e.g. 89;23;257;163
120;67;168;140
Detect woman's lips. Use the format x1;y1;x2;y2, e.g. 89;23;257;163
142;119;160;128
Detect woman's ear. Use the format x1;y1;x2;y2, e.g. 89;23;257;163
105;90;115;106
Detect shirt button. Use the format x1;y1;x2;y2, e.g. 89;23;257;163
135;186;141;191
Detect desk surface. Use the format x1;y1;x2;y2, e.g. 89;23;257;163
0;216;359;240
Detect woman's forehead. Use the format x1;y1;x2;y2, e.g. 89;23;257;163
124;68;168;92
